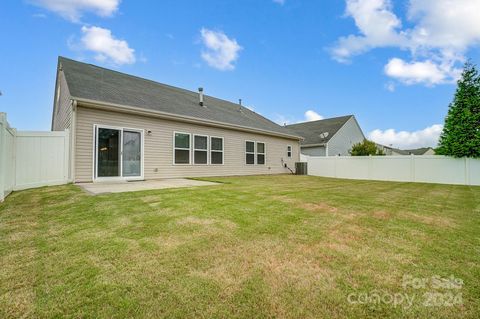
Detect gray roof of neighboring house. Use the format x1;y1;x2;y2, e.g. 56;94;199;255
285;115;354;145
405;147;434;155
377;144;434;155
58;57;300;139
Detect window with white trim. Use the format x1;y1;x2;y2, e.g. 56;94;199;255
174;132;190;164
194;135;208;164
257;142;265;165
210;137;223;164
287;145;292;158
246;141;255;165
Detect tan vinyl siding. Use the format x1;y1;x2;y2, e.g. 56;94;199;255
75;106;300;182
52;70;72;131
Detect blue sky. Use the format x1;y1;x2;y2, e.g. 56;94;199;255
1;0;479;148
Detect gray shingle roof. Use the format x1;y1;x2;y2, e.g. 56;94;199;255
405;147;434;155
59;57;300;139
285;115;353;145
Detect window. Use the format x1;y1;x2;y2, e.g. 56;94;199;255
287;145;292;158
246;141;255;164
257;142;265;165
174;132;190;164
210;137;224;164
194;135;208;164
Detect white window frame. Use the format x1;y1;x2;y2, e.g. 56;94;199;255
210;136;224;165
93;124;145;182
193;134;209;165
173;131;191;165
245;140;256;165
256;142;266;165
287;145;292;158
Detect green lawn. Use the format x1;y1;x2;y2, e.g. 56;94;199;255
1;175;479;318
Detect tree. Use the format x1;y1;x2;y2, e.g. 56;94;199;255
437;62;480;158
349;139;385;156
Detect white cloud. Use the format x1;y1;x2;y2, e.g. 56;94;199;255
200;28;242;71
79;26;135;65
331;0;480;86
274;110;324;125
368;124;443;149
384;58;460;85
407;0;480;52
304;110;324;121
331;0;407;63
273;0;285;5
30;0;120;22
384;81;395;92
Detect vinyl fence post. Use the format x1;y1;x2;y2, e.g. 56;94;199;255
0;113;6;202
410;154;415;182
334;155;338;178
465;157;470;186
368;155;373;180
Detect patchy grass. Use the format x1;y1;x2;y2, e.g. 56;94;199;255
1;175;479;318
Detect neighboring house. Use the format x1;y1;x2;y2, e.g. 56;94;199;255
52;57;301;183
286;115;365;156
406;147;435;155
377;144;436;156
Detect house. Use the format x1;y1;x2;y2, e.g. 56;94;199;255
51;57;302;183
285;115;365;156
406;147;435;155
376;144;436;156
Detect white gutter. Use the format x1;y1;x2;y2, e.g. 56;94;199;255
73;97;303;141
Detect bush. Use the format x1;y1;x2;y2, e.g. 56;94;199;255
349;139;385;156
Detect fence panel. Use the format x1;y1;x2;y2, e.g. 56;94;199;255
469;158;480;185
0;112;70;201
14;131;70;190
371;156;411;182
303;155;480;186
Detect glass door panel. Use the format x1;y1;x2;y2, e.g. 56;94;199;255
97;128;120;177
122;130;141;177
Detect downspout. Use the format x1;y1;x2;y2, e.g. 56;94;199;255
326;143;329;156
70;99;77;183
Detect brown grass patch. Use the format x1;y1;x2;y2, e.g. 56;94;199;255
176;216;237;230
190;239;335;296
300;202;338;213
272;195;297;204
372;210;391;220
404;212;456;228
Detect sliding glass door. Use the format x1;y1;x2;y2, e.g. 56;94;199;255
122;131;142;177
97;128;121;177
95;126;143;180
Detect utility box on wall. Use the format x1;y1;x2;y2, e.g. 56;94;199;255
295;162;308;175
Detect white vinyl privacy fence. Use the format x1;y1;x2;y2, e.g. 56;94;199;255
0;113;16;201
301;154;480;186
0;113;70;201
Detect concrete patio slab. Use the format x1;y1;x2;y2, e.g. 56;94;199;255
77;178;219;195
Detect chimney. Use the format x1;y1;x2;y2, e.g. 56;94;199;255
198;87;204;107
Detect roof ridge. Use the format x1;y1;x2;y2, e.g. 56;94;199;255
58;56;299;138
285;115;353;127
59;56;260;112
